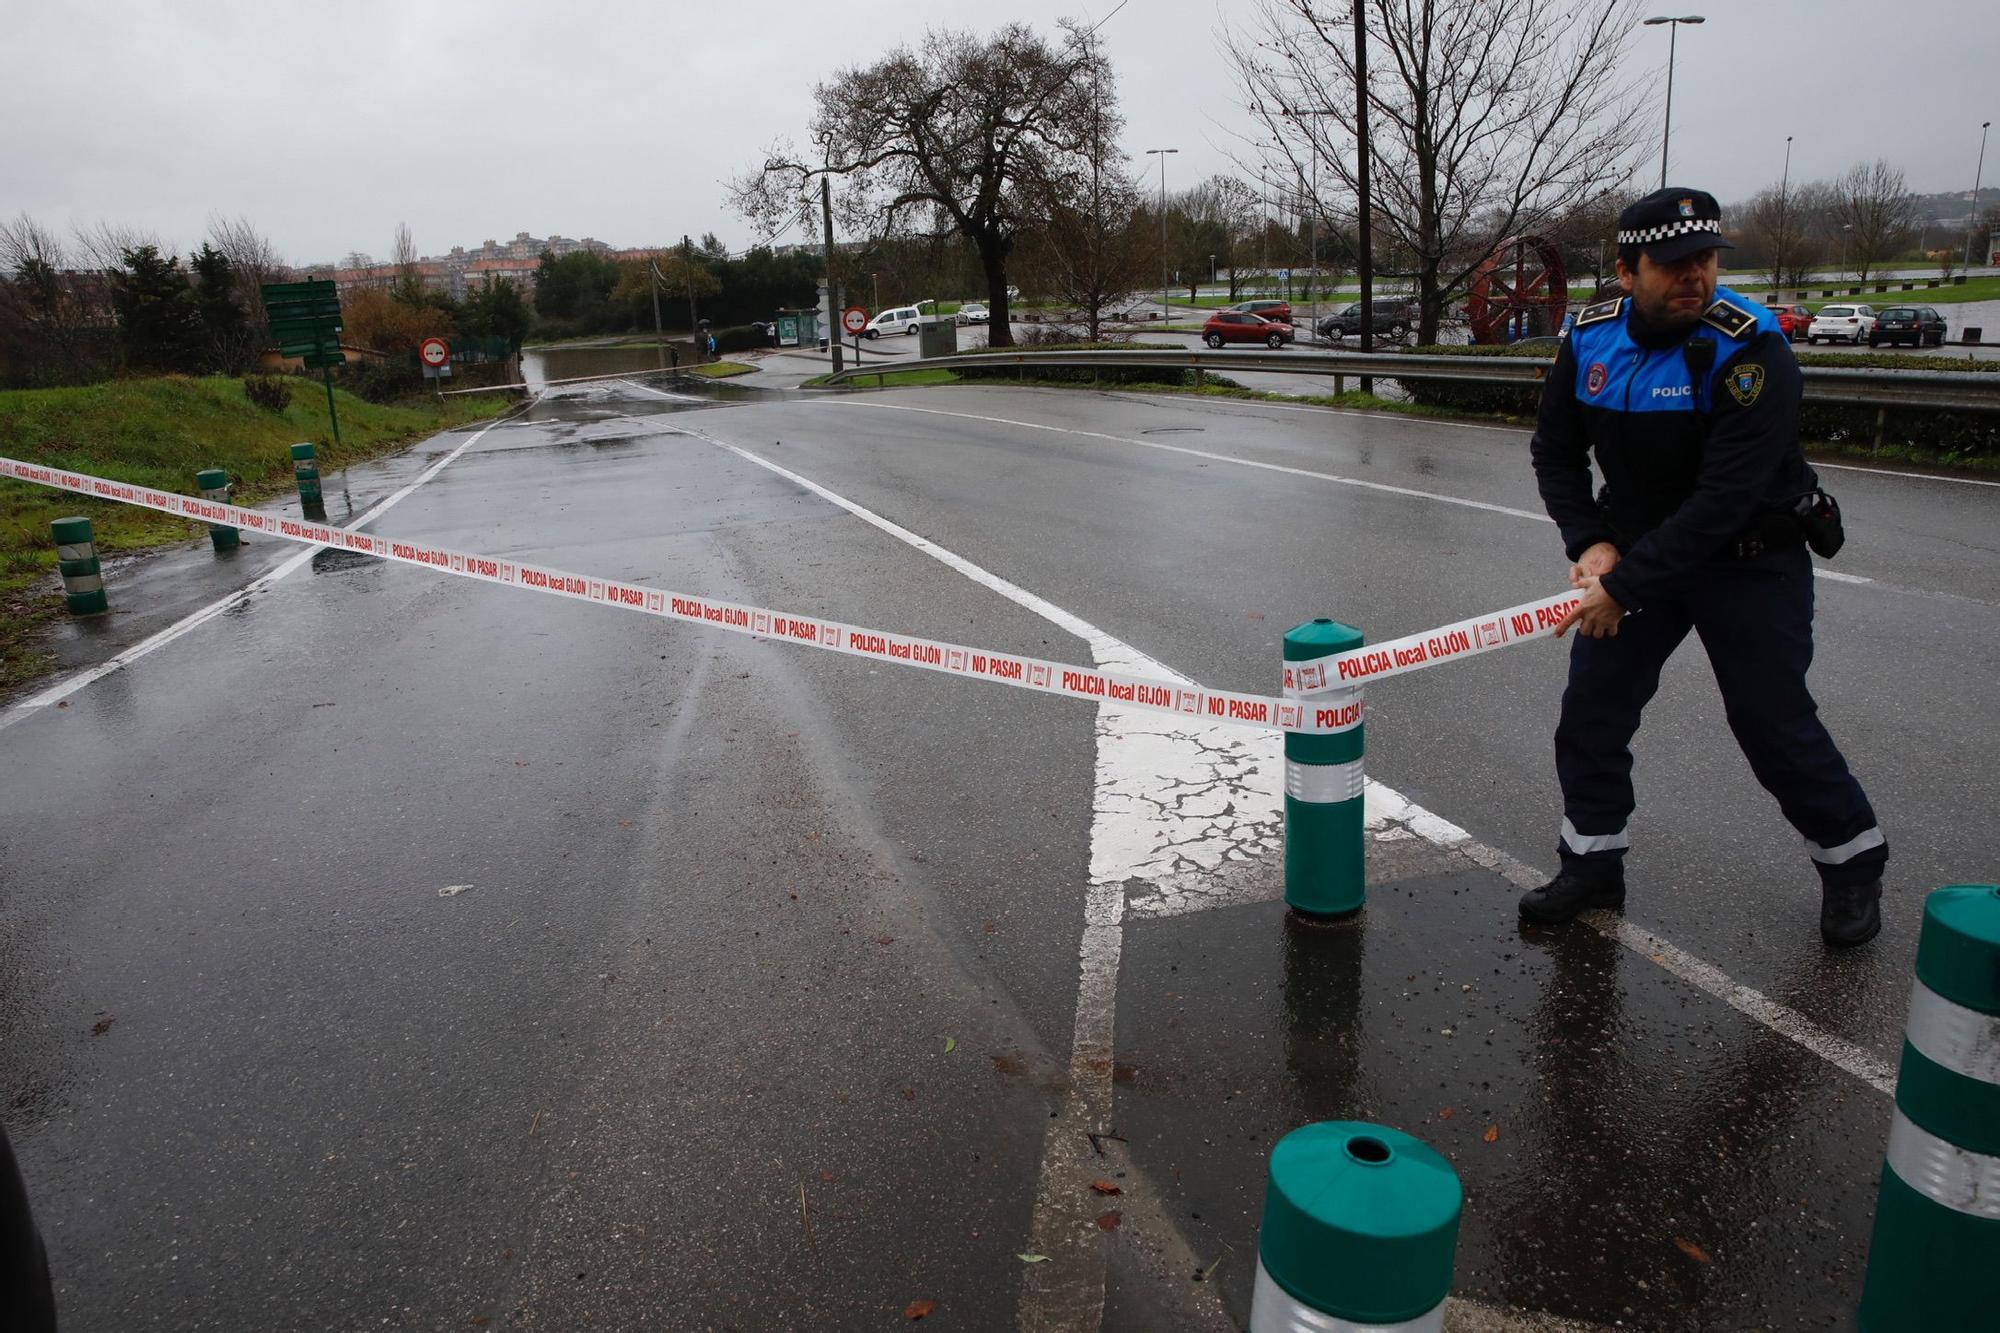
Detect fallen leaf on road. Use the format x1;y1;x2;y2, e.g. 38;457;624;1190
55;700;68;709
1482;1124;1499;1143
903;1299;937;1320
818;1169;836;1183
982;919;998;933
1018;1254;1050;1264
439;884;474;898
1438;1107;1455;1120
944;1036;956;1054
1096;1211;1122;1232
900;1087;915;1100
1090;1180;1123;1195
91;1015;115;1037
1673;1237;1713;1265
876;935;895;945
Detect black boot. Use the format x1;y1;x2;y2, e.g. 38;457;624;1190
1518;870;1626;924
1820;879;1882;948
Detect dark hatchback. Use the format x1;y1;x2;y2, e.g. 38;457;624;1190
1869;305;1948;348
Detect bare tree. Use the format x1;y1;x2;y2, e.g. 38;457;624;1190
207;214;287;336
1834;160;1916;284
1737;185;1820;292
1226;0;1649;343
0;213;128;384
391;221;425;305
732;20;1108;346
72;219;161;274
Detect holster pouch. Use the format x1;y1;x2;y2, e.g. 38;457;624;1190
1791;486;1845;559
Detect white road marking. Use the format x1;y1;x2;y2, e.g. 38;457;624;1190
651;400;1901;1332
813;397;1556;523
2;404;527;730
798;398;1900;586
1813;459;2000;488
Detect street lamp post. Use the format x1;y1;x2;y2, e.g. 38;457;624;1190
1841;223;1853;283
1147;147;1178;323
1779;134;1793;295
1969;121;1992;272
1285;107;1340;341
1643;15;1706;188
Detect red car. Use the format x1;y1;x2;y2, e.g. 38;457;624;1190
1203;311;1294;348
1230;299;1293;324
1767;303;1813;342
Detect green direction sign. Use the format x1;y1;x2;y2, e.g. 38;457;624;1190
262;278;347;444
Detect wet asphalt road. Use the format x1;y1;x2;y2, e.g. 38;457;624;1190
3;375;1997;1330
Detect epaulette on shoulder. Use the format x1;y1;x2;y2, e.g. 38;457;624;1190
1575;296;1624;327
1700;298;1757;340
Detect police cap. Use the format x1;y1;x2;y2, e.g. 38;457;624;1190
1616;187;1736;264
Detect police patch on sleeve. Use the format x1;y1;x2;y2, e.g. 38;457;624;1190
1726;362;1766;407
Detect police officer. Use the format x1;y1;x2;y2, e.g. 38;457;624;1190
1523;186;1887;947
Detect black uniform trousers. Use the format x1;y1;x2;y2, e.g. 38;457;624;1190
1555;544;1886;889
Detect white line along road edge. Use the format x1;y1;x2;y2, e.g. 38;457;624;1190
1;406;526;731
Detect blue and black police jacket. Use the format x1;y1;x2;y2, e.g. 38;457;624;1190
1529;285;1815;610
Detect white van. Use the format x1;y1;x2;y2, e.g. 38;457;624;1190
864;306;923;338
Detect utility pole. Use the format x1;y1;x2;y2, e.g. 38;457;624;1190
680;235;701;361
649;252;665;369
1969;121;1992;272
1355;0;1374;392
1147;148;1178;323
822;175;843;375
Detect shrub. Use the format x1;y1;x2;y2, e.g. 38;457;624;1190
241;374;292;413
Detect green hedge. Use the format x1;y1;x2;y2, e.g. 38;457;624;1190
1399;344;2000;459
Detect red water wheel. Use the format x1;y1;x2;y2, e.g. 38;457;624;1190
1465;235;1569;345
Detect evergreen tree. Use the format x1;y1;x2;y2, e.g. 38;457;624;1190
112;245;200;373
189;242;252;371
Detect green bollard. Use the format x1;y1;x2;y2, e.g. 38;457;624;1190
290;441;326;521
195;469;239;552
50;516;108;616
1251;1121;1461;1331
1857;885;2000;1330
1284;618;1366;917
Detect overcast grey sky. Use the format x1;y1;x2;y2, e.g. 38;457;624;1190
2;0;1993;266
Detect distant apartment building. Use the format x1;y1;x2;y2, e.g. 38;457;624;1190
307;230;621;304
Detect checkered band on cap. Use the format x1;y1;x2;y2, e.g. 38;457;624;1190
1617;218;1722;245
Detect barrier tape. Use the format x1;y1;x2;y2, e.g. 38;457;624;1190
3;455;1582;734
1282;591;1583;694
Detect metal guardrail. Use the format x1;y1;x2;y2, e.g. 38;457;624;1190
820;347;2000;414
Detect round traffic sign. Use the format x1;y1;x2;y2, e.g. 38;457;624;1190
841;306;869;336
419;337;450;367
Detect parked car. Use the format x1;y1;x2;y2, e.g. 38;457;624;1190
1806;304;1875;345
955;303;990;326
1317;300;1416;340
1766;302;1814;342
864;305;924;338
1202;311;1293;348
1230;299;1292;324
1868;305;1947;348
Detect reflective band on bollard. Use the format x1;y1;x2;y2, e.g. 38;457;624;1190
1284;619;1365;917
196;469;238;552
1250;1121;1460;1332
1858;884;2000;1331
290;441;326;521
50;515;107;615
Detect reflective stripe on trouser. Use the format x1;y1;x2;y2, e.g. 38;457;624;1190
1250;1257;1443;1333
1554;547;1883;886
1859;886;2000;1330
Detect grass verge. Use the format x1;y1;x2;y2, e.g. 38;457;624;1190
0;374;516;691
682;361;756;379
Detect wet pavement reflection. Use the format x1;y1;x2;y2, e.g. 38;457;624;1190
1112;868;1890;1328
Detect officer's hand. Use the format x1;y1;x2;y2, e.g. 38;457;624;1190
1555;576;1626;639
1570;541;1620;588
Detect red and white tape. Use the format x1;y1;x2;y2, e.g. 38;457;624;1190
2;456;1580;733
1281;591;1584;695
